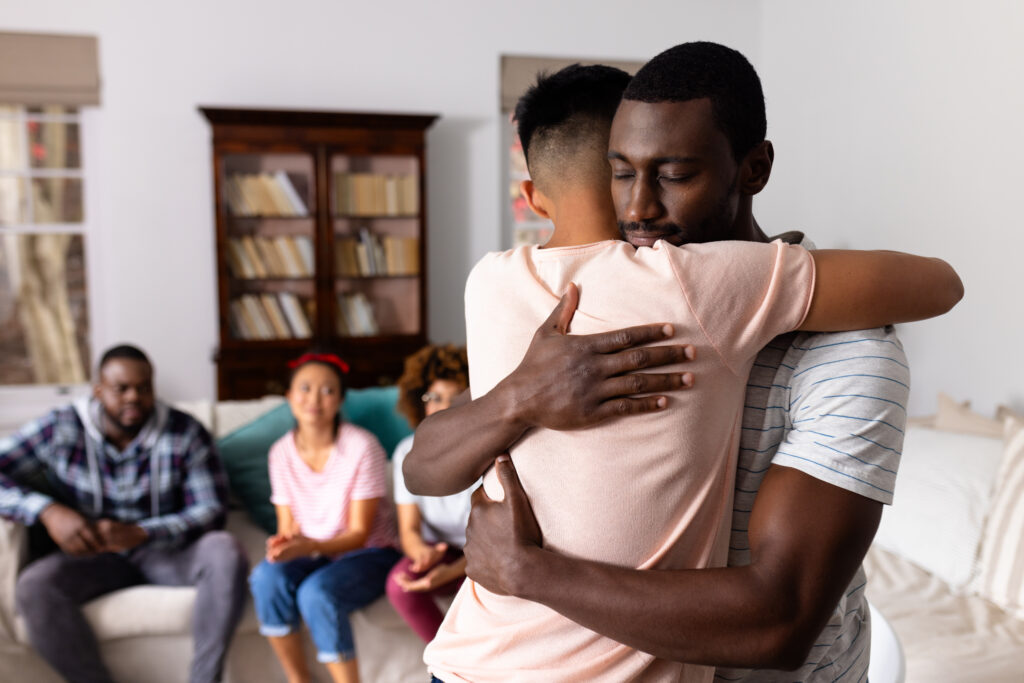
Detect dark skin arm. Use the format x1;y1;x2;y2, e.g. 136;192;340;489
465;457;881;670
403;283;696;496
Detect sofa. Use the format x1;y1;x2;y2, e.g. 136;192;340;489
862;395;1024;682
0;388;434;683
3;390;1023;682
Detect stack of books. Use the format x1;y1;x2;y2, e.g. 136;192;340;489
225;171;309;217
333;172;419;216
226;235;314;279
335;228;419;277
228;293;313;340
335;292;379;336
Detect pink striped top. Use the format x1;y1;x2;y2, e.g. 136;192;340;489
268;422;397;549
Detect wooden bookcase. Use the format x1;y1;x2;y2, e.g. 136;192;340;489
200;107;438;399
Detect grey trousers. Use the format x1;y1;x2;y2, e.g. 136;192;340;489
15;530;249;683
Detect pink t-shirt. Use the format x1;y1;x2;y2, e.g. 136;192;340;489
268;422;397;550
424;239;815;683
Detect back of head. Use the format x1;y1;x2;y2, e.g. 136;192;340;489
624;41;766;160
98;343;151;372
515;64;631;196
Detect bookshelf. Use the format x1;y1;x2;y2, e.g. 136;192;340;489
201;108;438;399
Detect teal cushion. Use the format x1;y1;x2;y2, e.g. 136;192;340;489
216;386;412;534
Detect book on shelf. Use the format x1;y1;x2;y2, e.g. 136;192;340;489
334;231;420;277
227;236;314;279
230;293;313;340
336;291;379;337
333;172;419;216
225;172;309;217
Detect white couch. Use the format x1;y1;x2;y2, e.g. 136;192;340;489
0;396;431;683
863;402;1024;682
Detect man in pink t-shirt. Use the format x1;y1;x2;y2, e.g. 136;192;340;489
416;59;960;682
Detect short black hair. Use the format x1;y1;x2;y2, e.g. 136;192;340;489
99;344;151;370
515;63;631;192
624;41;766;160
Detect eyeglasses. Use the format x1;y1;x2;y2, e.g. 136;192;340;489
421;391;445;403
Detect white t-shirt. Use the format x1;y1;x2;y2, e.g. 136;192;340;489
391;434;473;547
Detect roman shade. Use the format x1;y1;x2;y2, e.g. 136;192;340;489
0;31;100;106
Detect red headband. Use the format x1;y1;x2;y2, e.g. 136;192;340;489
287;353;350;374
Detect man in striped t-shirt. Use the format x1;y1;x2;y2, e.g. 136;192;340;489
712;234;908;683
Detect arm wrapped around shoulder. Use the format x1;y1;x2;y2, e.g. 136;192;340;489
801;250;963;332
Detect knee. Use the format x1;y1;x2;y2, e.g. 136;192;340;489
197;531;249;578
296;573;338;616
249;560;290;601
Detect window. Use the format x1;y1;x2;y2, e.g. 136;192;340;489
0;104;90;385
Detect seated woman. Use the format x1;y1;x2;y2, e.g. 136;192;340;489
386;344;472;642
249;350;400;683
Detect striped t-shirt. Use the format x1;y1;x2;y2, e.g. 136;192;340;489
714;325;909;683
268;423;397;550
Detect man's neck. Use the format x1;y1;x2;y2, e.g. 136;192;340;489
542;189;619;249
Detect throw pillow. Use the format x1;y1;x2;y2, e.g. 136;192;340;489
872;425;1005;591
934;392;1004;438
216;386;412;533
975;417;1024;616
216;402;294;533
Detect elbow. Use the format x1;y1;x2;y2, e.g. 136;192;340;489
738;596;823;670
758;624;819;671
401;450;432;496
932;258;964;316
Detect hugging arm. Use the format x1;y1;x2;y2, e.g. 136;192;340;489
466;458;879;670
402;283;695;496
801;250;962;331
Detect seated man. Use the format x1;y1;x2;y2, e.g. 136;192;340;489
0;344;249;683
409;50;961;682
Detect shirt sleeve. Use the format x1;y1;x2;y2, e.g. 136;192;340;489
771;328;909;505
0;411;59;525
673;240;815;375
267;438;291;507
349;427;389;501
390;434;417;505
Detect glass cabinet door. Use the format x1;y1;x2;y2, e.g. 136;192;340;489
220;153;316;342
329;153;421;338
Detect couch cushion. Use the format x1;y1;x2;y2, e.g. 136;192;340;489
975;417;1024;617
934;392;1004;438
872;426;1004;591
217;387;411;534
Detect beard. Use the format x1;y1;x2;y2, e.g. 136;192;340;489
101;404;148;436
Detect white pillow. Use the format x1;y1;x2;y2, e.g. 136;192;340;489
872;425;1004;591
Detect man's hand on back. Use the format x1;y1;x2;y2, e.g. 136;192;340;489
403;283;696;496
500;283;696;431
464;455;542;597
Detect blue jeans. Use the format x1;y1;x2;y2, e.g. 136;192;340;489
249;546;400;662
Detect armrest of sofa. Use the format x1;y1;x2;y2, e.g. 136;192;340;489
0;518;28;643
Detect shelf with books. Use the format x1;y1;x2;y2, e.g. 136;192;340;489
203;107;436;398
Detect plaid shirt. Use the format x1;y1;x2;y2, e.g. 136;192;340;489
0;402;228;547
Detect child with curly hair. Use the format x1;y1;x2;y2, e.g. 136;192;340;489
386;344;472;642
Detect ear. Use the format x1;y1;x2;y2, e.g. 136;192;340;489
92;382;102;400
520;179;552;220
740;140;774;196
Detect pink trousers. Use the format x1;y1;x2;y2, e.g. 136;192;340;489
385;548;465;642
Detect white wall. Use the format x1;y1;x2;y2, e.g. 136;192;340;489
1;0;759;401
757;0;1024;415
3;1;1019;416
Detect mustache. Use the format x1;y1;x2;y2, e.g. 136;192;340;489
618;222;685;236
